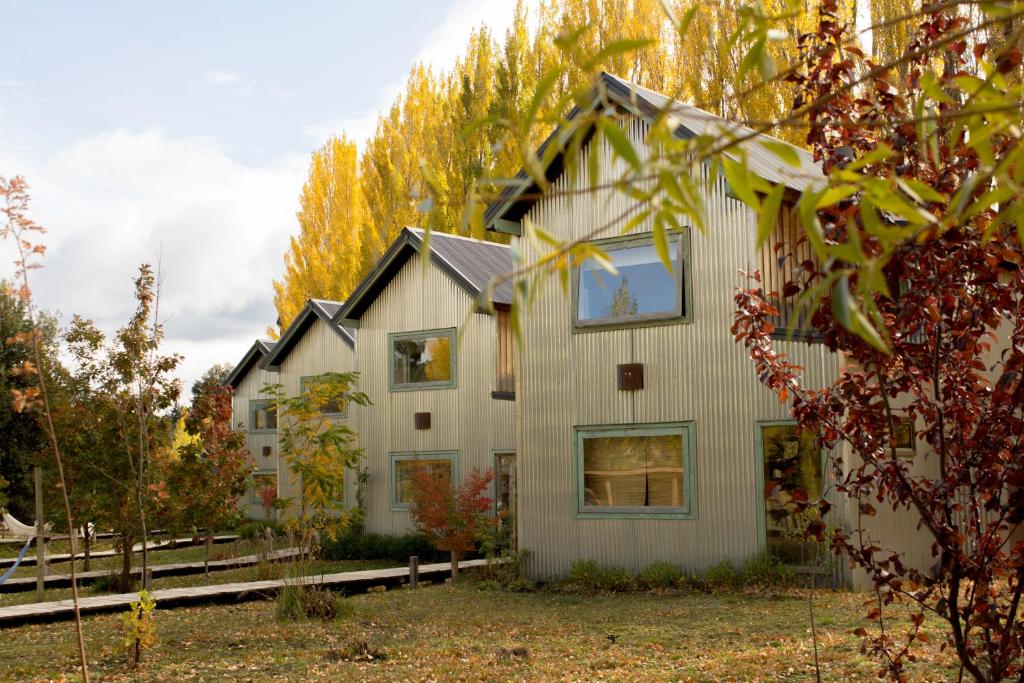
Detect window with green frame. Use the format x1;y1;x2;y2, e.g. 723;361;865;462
390;452;456;509
573;231;690;329
389;329;456;390
249;399;277;432
299;375;345;417
575;423;694;517
250;470;276;504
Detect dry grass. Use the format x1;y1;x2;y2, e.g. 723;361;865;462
0;581;961;681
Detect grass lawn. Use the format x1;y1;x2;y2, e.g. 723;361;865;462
0;582;960;681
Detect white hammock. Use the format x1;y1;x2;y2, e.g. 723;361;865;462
1;512;52;539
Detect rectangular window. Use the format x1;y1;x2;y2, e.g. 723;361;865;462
390;452;456;509
250;470;277;504
891;416;916;458
299;375;346;417
574;231;688;329
757;202;821;341
389;329;456;390
249;399;277;432
575;423;694;517
494;309;515;397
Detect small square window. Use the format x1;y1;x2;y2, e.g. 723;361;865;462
250;470;277;504
890;416;916;458
574;231;689;329
575;423;694;518
249;399;277;432
299;375;346;418
389;329;456;391
390;452;456;509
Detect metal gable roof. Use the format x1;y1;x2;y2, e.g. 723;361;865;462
485;71;823;231
226;339;276;389
336;227;514;320
262;298;355;369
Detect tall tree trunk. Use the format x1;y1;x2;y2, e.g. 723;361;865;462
34;465;45;601
450;549;459;580
120;533;133;592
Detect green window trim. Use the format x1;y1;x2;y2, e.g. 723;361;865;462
574;422;696;520
299;375;347;419
248;399;277;434
250;469;277;504
571;230;692;333
388;328;458;392
389;451;458;511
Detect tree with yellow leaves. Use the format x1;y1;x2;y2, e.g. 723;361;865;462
271;135;367;333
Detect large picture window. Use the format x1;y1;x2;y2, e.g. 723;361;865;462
299;375;345;417
575;423;694;518
389;329;456;390
390;452;456;509
249;399;277;432
574;231;689;328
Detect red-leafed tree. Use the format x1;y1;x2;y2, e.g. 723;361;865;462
164;384;251;550
733;3;1024;681
409;467;495;579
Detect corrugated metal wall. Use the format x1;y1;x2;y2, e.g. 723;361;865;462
354;250;516;535
275;320;356;515
232;363;279;520
514;116;841;578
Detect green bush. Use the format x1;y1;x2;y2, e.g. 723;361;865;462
740;552;797;588
237;518;284;541
701;560;741;590
320;531;445;563
640;561;685;589
566;560;636;592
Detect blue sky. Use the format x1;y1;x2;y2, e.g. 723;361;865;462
0;1;530;398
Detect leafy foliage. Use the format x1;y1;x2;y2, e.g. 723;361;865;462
121;590;157;669
263;372;369;551
409;466;495;555
164;384;251;538
729;2;1024;680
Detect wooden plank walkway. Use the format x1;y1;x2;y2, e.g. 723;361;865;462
0;558;488;627
0;548;300;593
0;534;239;569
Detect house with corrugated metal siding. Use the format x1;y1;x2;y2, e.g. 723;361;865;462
332;227;516;537
226;339;280;520
261;298;357;517
484;72;862;581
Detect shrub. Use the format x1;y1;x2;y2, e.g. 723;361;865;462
237;519;284;541
739;552;797;588
566;560;636;592
701;560;740;591
275;584;351;622
320;531;444;563
640;561;685;589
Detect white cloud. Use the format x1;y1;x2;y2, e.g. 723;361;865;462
204;70;240;85
0;79;24;88
0;129;306;400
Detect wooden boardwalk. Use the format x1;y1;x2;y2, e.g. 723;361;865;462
0;548;300;593
0;558;487;627
0;534;239;569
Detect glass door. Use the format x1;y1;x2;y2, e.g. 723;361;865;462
758;423;822;564
495;452;517;551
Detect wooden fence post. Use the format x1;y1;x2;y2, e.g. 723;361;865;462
409;556;418;588
205;535;212;585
